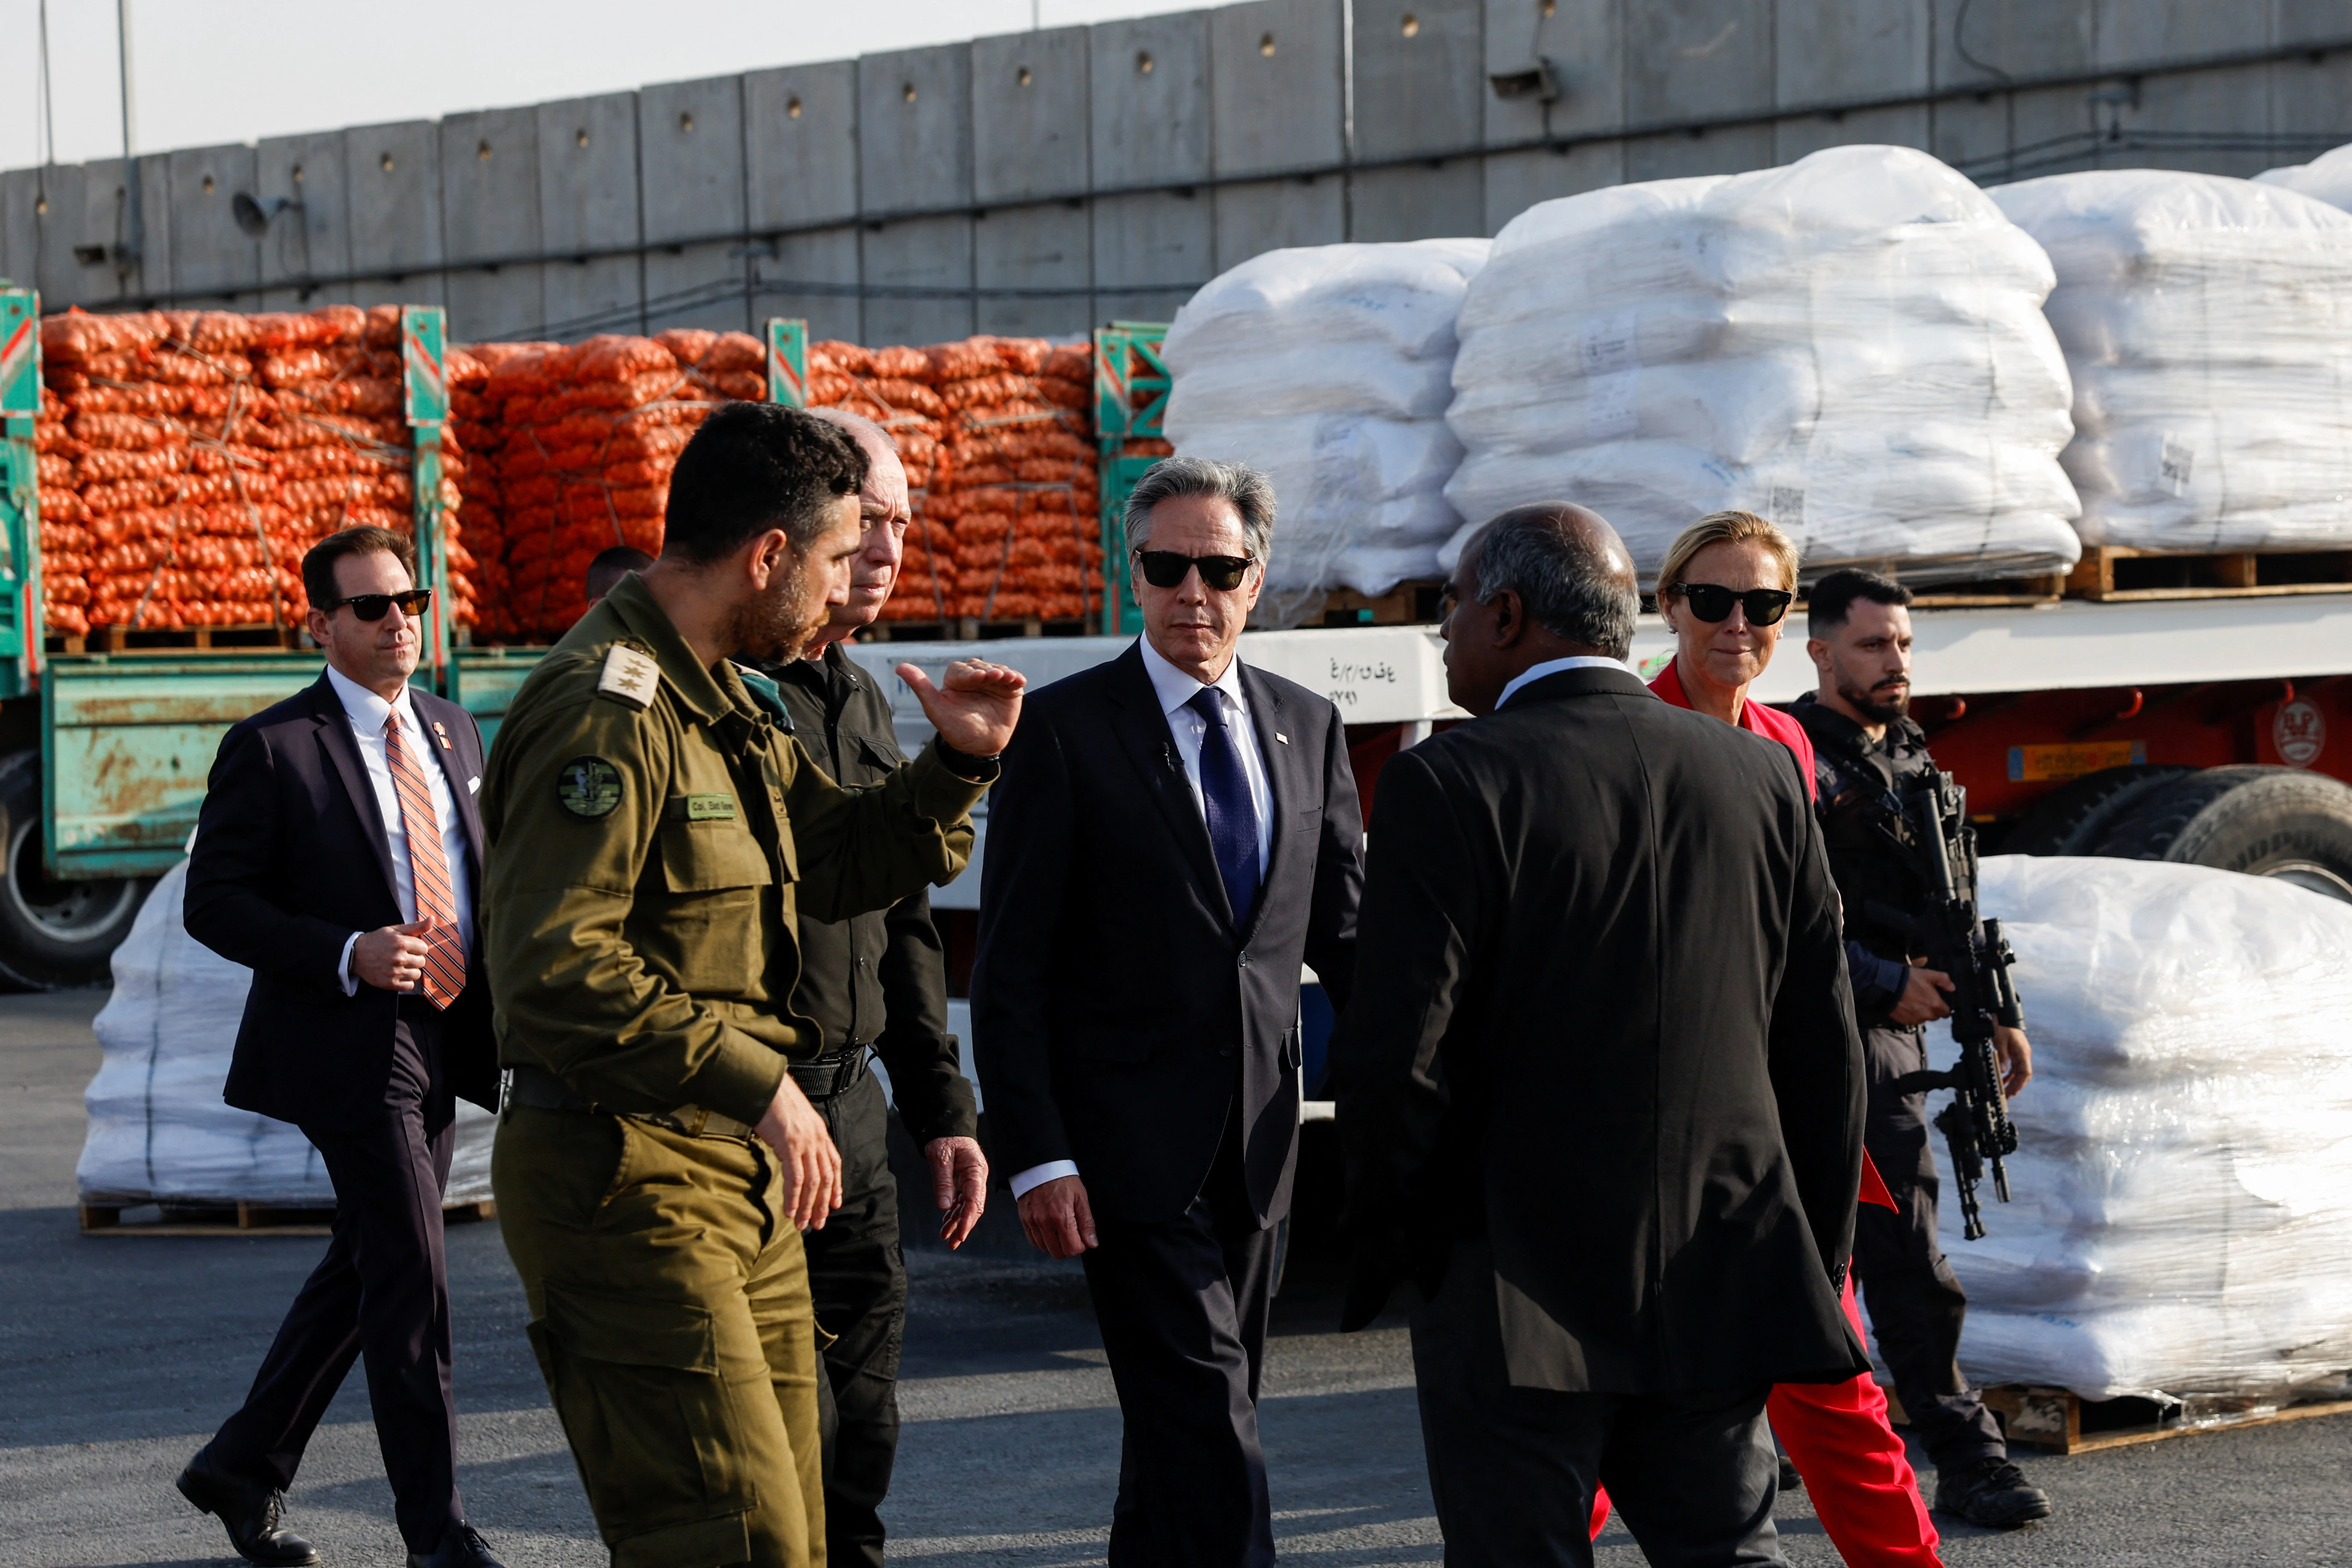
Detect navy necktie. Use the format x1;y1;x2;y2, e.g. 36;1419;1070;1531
1188;687;1260;929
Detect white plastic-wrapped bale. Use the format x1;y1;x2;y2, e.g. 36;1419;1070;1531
1161;239;1490;625
77;860;494;1210
1992;170;2352;552
1934;855;2352;1403
1441;144;2082;586
2254;142;2352;210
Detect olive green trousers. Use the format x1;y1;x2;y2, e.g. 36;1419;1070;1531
494;1103;825;1568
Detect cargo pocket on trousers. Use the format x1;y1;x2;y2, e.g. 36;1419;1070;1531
532;1285;762;1561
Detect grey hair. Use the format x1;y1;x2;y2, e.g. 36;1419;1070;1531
1122;456;1277;562
806;405;898;461
1470;509;1639;661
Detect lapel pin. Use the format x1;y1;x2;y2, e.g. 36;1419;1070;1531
1275;732;1289;744
431;720;454;750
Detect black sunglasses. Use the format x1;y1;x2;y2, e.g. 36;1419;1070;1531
1135;550;1255;592
1668;582;1793;626
326;588;433;621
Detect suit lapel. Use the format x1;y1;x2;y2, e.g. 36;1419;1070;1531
1104;645;1232;921
308;675;401;907
1238;662;1300;945
414;690;486;882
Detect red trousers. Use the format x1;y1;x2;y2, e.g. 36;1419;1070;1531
1590;1274;1942;1565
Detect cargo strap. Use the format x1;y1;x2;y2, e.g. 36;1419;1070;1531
505;1063;759;1141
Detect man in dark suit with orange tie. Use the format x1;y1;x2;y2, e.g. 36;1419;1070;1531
175;526;505;1568
972;457;1364;1567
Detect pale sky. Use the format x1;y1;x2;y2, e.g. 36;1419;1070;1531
0;0;1191;171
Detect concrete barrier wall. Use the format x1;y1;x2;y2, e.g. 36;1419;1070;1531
5;0;2348;343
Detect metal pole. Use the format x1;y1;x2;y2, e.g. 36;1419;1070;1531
115;0;135;157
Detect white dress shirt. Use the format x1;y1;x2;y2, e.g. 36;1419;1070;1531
326;664;477;995
1009;635;1279;1202
1496;654;1637;710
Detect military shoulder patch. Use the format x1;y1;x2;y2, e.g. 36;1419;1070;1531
557;757;624;819
597;644;661;708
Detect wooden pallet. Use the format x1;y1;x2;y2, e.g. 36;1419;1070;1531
1907;572;2067;608
47;623;307;656
79;1197;496;1236
2065;546;2352;602
1889;1383;2352;1455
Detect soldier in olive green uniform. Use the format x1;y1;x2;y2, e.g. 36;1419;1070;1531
482;405;1023;1568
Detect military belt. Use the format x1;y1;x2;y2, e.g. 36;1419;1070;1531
505;1063;760;1141
787;1047;871;1103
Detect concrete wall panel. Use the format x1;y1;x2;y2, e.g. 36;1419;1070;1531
1350;162;1485;241
537;93;641;339
166;144;258;301
345;122;444;308
1778;0;1929;106
1775;104;1932;165
2095;0;2265;67
1485;0;1625;145
1930;0;2092;89
862;217;975;345
1213;175;1344;271
43;159;169;309
640;77;747;335
32;163;93;310
746;62;859;230
2102;64;2276;177
440;109;543;342
2272;53;2352;155
974;27;1091;204
1092;189;1214;322
975;203;1093;336
754;226;862;345
255;133;352;309
1627;0;1775;130
860;45;974;214
0;168;38;292
1483;142;1625;234
1091;10;1214;188
1622;126;1776;182
1211;0;1345;178
1932;84;2099;184
1355;0;1483;162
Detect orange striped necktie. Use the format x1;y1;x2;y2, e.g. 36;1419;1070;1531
384;708;466;1009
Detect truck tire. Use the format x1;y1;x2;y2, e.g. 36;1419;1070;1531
0;753;153;988
2090;765;2352;904
2003;763;2192;856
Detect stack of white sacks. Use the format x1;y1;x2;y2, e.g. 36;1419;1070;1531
77;860;494;1209
1938;855;2352;1402
1161;239;1489;625
1442;144;2083;585
1994;168;2352;552
2255;141;2352;210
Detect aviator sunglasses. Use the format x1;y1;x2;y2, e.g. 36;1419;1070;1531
1666;582;1794;626
325;588;434;621
1135;550;1256;592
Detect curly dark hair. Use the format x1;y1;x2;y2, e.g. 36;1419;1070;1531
662;402;871;564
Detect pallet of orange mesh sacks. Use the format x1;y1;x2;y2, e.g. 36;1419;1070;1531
464;329;765;641
804;334;1105;635
35;304;473;647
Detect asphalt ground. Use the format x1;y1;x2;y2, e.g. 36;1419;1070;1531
3;988;2347;1567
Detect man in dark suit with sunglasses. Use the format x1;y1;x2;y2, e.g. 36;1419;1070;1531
176;526;505;1568
972;456;1364;1567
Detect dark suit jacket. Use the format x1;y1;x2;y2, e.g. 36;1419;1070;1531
972;643;1364;1225
1333;665;1867;1391
185;672;498;1130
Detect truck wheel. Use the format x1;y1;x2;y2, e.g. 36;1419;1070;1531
0;754;153;988
2090;765;2352;904
2003;763;2192;856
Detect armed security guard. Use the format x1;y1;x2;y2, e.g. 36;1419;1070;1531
483;403;1023;1568
1793;568;2052;1530
749;408;988;1568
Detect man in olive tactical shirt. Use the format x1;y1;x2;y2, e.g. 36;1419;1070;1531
1792;569;2051;1532
752;408;988;1568
483;403;1023;1568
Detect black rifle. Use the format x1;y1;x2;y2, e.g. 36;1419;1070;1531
1864;769;2024;1240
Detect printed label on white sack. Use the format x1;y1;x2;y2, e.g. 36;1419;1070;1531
2159;437;2195;497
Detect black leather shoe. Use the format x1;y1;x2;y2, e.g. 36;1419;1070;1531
1934;1457;2054;1527
174;1449;320;1566
1777;1452;1805;1492
408;1522;507;1568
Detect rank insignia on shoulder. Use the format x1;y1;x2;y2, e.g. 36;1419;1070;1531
558;757;624;819
597;644;661;708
